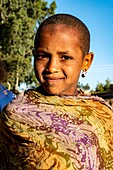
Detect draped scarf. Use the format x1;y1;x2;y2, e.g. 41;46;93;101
0;89;113;170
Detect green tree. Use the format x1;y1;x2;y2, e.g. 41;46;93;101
83;83;90;91
104;78;111;92
95;78;112;93
109;84;113;92
95;82;104;93
77;82;90;91
0;0;56;92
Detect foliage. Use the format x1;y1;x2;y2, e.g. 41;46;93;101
78;78;113;94
77;82;90;91
0;0;56;92
95;78;113;93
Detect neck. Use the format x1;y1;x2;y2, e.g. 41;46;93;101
37;86;79;96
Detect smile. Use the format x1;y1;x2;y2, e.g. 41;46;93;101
44;77;64;83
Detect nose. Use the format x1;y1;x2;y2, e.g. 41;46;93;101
46;57;60;73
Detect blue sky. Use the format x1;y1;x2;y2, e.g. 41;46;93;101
47;0;113;90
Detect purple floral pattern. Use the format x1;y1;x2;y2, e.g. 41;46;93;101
0;89;113;169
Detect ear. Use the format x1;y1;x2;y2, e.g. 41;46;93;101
32;49;36;57
82;52;94;72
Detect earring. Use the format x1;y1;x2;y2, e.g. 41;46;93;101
81;70;87;78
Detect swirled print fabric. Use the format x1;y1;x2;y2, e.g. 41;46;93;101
0;89;113;170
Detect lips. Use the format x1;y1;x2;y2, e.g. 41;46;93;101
44;76;64;83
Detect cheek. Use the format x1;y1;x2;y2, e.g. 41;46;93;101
34;63;41;79
34;61;42;73
66;63;82;75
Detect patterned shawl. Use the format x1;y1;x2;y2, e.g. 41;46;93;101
0;89;113;170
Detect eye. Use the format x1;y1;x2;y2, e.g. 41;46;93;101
35;53;50;60
61;55;72;60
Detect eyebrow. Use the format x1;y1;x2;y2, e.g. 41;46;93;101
57;51;70;55
36;48;47;52
37;48;70;54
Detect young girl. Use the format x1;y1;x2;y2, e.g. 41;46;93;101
0;14;113;170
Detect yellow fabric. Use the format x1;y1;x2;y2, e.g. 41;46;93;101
0;89;113;169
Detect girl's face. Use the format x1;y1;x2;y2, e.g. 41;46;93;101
33;25;93;95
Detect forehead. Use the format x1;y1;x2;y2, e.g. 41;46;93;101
35;24;83;57
37;24;81;46
39;24;80;36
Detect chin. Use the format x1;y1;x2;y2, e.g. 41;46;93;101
47;90;61;95
45;88;62;95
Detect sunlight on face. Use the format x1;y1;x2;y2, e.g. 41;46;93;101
34;25;84;95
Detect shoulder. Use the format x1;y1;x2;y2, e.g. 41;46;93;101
2;89;113;118
77;94;113;114
77;88;113;112
3;89;39;111
84;95;113;111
